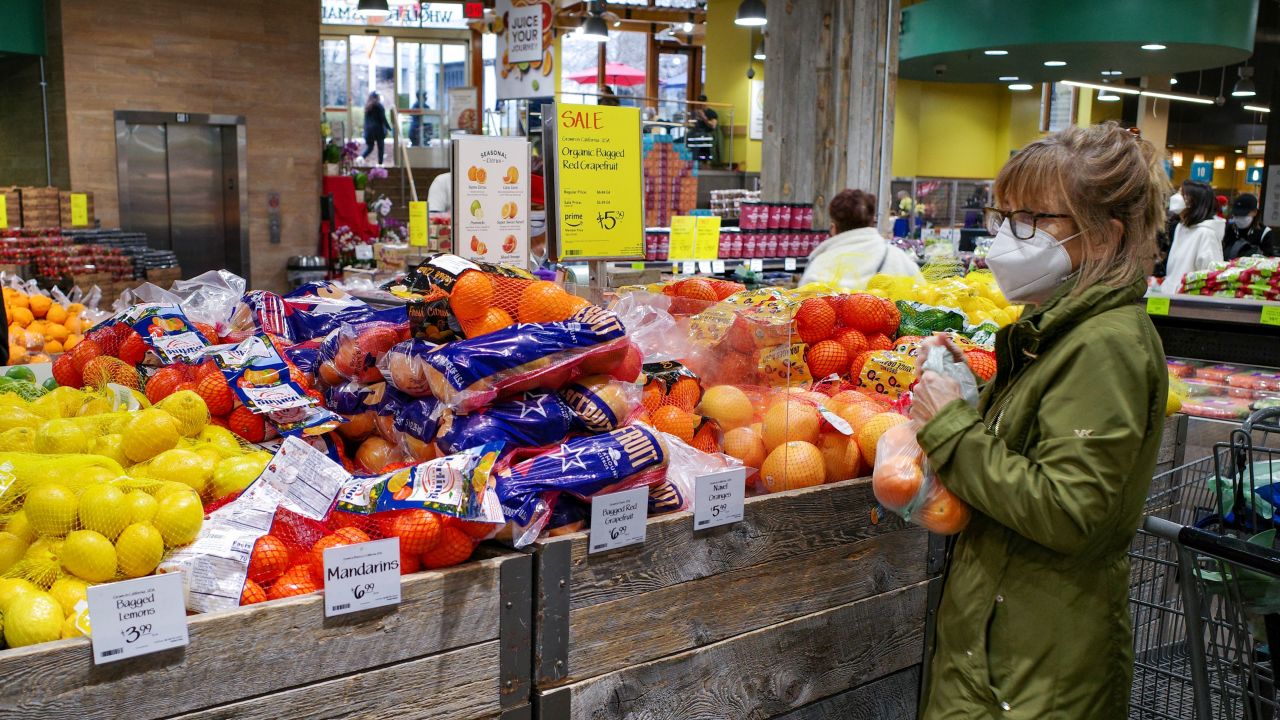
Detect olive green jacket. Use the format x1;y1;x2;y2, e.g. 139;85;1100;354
917;278;1167;719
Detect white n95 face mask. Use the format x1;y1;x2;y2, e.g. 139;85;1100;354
986;219;1079;304
1233;216;1253;230
1168;193;1186;214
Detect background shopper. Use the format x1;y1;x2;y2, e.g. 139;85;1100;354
1223;192;1275;259
912;122;1168;719
1163;180;1225;292
362;92;393;165
799;189;923;289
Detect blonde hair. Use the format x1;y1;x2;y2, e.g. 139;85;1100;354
993;122;1171;294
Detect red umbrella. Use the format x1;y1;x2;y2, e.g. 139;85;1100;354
566;62;647;87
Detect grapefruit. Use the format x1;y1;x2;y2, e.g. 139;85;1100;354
761;399;821;451
818;432;861;483
722;426;766;468
856;413;911;467
759;441;826;492
699;385;755;431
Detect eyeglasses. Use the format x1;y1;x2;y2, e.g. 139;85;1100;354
983;207;1072;240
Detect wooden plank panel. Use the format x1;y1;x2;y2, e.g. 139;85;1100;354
773;665;920;720
537;478;909;612
561;527;928;684
0;555;511;720
170;641;503;720
559;580;929;720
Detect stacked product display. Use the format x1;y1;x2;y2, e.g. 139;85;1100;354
1177;256;1280;300
1168;358;1280;420
709;188;760;221
642;136;698;227
0;187;96;230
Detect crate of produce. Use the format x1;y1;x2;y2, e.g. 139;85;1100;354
0;545;533;720
59;191;95;229
145;267;183;285
530;477;931;720
18;187;60;229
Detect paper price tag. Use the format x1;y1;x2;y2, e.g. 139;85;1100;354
694;467;746;530
1145;296;1171;316
408;201;428;247
354;244;374;260
631;261;645;270
697;261;712;274
681;261;696;275
70;193;88;226
1262;305;1280;327
784;258;797;271
589;487;648;553
323;537;402;617
712;260;726;273
0;195;7;229
87;573;189;664
750;259;764;272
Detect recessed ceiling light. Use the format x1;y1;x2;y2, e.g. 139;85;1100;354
1234;148;1244;153
1141;44;1167;51
998;76;1019;81
1098;92;1120;102
1170;77;1178;85
1101;70;1123;76
1008;83;1034;91
1044;60;1067;67
984;50;1008;56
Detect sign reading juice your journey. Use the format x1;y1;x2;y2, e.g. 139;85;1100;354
553;103;644;260
452;136;530;267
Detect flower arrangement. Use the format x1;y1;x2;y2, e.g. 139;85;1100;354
368;166;388;181
370;195;393;218
331;225;376;269
341;141;360;164
381;217;407;244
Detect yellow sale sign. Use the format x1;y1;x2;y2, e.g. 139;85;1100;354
70;193;88;226
408;201;428;247
554;103;643;259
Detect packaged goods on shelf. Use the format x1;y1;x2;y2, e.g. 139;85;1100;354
1167;357;1280;420
643;135;697;227
1179;256;1280;300
709;188;761;220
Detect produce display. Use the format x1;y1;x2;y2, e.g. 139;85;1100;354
5;281;109;363
1168;357;1280;420
1177;256;1280;300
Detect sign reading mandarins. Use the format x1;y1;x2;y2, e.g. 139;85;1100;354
451;136;530;268
551;103;644;260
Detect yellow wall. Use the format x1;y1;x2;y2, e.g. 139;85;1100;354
703;0;762;172
892;80;1041;179
1169;153;1264;194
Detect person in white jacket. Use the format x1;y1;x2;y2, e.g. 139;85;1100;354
801;189;923;289
1162;181;1225;293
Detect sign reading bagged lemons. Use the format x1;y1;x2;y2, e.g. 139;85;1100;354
551;103;644;260
452;136;530;267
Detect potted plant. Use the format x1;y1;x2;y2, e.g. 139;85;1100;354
323;141;341;175
352;171;368;202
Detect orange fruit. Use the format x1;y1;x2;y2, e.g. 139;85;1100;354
651;405;697;443
43;340;63;354
966;350;997;382
691;423;720;454
8;293;28;310
310;527;373;583
229;405;266;443
462;307;514;337
28;295;51;318
666;376;702;412
195;373;235;416
248;534;292;584
723;426;766;468
145;366;186;403
872;451;924;510
818;432;862;483
421;526;475;569
806;340;849;380
793;298;836;344
641;381;665;414
267;565;320;600
518;281;575;323
381;509;442;555
450;271;495;321
759;441;826;492
10;307;33;327
82;356;142;390
64;334;82;350
240;578;267;605
46;304;68;325
914;487;970;535
836;402;880;434
856;412;911;467
698;385;755;431
44;323;69;342
761;399;821;452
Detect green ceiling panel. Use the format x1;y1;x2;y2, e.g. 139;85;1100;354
0;0;46;56
900;0;1257;83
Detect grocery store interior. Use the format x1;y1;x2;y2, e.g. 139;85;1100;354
0;1;1279;718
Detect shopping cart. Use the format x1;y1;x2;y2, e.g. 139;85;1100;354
1129;408;1280;720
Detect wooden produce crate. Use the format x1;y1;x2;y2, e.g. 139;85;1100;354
146;267;183;286
0;187;20;229
18;187;60;230
531;478;931;720
0;548;533;720
59;191;96;228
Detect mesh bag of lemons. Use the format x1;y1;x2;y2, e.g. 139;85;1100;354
0;384;271;649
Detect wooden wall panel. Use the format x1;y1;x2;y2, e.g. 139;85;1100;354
53;0;321;292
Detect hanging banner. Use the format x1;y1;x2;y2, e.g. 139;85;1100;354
545;103;645;260
495;0;553;100
409;201;428;247
448;86;480;133
452;135;531;267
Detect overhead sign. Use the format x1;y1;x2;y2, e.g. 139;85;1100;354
1246;166;1263;185
452;135;531;267
495;0;553;100
321;1;469;28
1189;162;1213;183
545;103;644;260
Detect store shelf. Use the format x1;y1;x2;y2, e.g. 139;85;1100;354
605;257;809;274
1146;294;1280;369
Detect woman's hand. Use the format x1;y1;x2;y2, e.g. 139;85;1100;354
914;332;965;379
912;370;963;424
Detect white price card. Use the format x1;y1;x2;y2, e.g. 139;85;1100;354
355;244;374;260
681;261;696;275
712;260;726;273
589;487;649;553
87;572;189;664
694;467;747;530
750;259;764;272
697;261;712;274
323;537;402;617
784;258;797;271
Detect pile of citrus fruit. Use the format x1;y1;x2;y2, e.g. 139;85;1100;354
4;287;93;364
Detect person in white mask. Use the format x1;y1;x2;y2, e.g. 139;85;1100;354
1162;180;1224;293
909;122;1170;720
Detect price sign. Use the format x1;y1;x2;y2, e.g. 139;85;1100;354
354;244;374;260
695;216;721;260
551;103;644;259
1146;296;1171;316
694;467;746;530
750;259;764;272
784;258;797;271
70;193;89;226
86;572;189;664
668;215;697;260
408;201;428;247
0;195;7;229
1261;305;1280;327
630;261;645;270
588;487;648;553
452;135;530;266
323;537;402;617
681;261;695;275
712;260;726;273
697;261;712;274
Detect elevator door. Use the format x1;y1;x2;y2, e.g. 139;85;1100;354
116;113;246;279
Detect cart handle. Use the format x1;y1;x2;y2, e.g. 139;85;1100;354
1243;407;1280;436
1142;516;1280;578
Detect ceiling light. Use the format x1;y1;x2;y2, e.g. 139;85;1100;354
1235;148;1244;154
998;76;1019;81
734;0;767;26
357;0;391;17
1044;60;1067;67
1008;83;1034;91
1214;156;1226;170
1141;43;1167;51
1100;70;1123;76
1243;104;1271;113
681;21;694;32
1098;91;1120;102
1258;160;1266;167
1061;80;1139;95
984;50;1008;56
1232;66;1256;98
1170;77;1178;85
581;14;609;41
1193;153;1205;164
1236;158;1247;171
753;39;766;60
1139;89;1215;105
1171;151;1183;167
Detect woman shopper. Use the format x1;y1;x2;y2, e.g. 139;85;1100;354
911;122;1169;719
1162;180;1224;292
799;188;923;289
362;92;393;165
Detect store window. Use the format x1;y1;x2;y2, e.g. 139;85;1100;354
560;32;601;103
604;31;647;107
321;0;469;29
